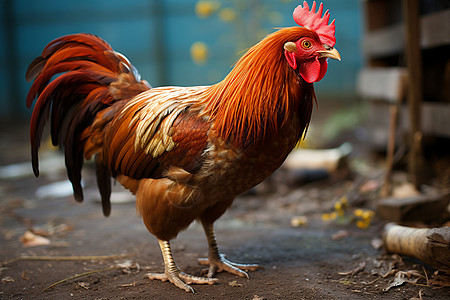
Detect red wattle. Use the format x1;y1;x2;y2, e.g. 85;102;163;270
317;58;328;82
298;57;319;83
298;57;328;83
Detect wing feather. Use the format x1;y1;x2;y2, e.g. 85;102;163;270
104;86;210;180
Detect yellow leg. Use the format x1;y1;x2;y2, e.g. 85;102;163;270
198;222;260;278
146;239;216;293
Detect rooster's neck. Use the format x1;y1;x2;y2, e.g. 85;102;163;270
200;27;315;147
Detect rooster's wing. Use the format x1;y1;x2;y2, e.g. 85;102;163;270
104;86;210;180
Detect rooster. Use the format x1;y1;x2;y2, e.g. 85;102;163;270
26;1;340;292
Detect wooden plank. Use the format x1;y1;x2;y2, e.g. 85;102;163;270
421;9;450;48
377;193;450;222
357;67;408;103
400;102;450;138
363;9;450;58
363;24;404;58
366;101;450;150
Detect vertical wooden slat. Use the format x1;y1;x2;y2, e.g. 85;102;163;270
402;0;424;188
382;104;399;197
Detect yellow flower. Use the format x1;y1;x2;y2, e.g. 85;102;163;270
362;210;374;220
219;8;237;22
356;220;370;229
195;0;220;18
354;208;364;217
190;42;209;65
334;201;342;211
334;198;347;216
321;213;331;221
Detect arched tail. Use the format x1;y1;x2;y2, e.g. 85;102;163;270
26;33;150;214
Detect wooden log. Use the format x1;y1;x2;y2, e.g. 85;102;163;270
383;223;450;270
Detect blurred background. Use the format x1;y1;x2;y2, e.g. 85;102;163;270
0;0;362;118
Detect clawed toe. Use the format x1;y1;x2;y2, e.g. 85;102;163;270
151;239;218;293
146;271;217;293
198;254;261;278
200;222;261;279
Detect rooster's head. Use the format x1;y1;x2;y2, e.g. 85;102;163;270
284;1;341;83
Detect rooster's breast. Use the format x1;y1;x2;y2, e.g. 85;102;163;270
196;113;302;200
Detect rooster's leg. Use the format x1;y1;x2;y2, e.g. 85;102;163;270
146;239;217;293
198;221;260;278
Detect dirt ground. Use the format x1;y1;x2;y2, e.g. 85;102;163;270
1;118;449;300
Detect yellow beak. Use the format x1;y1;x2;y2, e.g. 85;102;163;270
318;47;341;61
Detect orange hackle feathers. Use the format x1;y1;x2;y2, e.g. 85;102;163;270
201;27;316;147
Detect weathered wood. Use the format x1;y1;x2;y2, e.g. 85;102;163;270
363;9;450;58
383;223;450;270
367;102;450;149
377;193;450;222
381;104;399;197
403;0;424;188
357;67;407;103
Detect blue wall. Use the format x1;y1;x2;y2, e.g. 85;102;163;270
0;0;363;117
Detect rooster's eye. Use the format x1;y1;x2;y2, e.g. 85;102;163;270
301;40;312;49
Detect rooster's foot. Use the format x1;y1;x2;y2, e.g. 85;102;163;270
198;253;261;278
150;239;217;293
200;221;261;278
145;269;216;293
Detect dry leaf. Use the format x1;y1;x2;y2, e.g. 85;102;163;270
19;231;50;247
338;262;366;277
2;276;15;283
371;238;383;250
429;271;450;287
228;280;243;287
359;180;379;193
116;260;140;274
120;282;138;287
21;271;29;280
78;282;90;290
116;260;133;269
383;270;423;291
332;230;350;240
290;216;307;227
32;222;71;237
409;288;423;300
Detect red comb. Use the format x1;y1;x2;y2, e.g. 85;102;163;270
293;1;336;47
